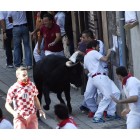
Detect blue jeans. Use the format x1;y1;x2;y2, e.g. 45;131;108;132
13;25;32;67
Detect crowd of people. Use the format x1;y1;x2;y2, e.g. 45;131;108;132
0;11;140;129
0;11;32;69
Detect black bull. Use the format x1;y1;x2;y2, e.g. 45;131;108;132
33;54;84;113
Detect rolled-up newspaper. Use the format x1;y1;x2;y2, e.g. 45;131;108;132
111;46;116;52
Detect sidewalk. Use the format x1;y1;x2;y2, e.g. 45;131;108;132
0;34;126;129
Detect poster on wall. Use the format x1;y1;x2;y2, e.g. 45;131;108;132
111;35;120;66
112;35;118;52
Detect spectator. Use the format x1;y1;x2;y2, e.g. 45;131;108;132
5;66;46;129
124;11;138;30
64;11;74;55
0;11;23;68
54;104;77;129
0;11;13;68
38;13;64;57
32;11;45;62
8;11;32;69
0;108;13;129
55;11;71;58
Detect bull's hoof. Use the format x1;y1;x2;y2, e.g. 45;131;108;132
68;108;72;114
43;105;50;110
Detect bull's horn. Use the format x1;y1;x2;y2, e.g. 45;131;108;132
66;61;78;67
69;51;80;63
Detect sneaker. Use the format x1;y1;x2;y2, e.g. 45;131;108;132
7;64;14;68
106;115;116;120
88;112;95;118
115;113;121;119
26;66;32;70
15;66;20;69
43;105;50;111
79;105;89;113
92;117;105;123
106;114;121;121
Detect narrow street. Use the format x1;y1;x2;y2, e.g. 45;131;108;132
0;34;126;129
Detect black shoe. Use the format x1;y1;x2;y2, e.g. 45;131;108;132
43;105;50;110
80;105;89;113
92;117;105;123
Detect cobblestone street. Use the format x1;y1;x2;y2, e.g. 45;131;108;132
0;34;126;129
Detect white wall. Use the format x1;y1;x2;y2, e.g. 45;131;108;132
130;12;140;79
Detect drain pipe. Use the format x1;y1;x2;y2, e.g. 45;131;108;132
119;11;127;67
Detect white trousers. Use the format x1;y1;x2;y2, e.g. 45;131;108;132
92;75;120;118
45;50;64;57
127;111;140;129
82;77;98;112
33;39;45;62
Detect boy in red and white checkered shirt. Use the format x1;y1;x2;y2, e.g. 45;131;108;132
5;67;46;129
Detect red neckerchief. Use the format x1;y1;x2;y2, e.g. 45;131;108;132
122;73;132;86
86;48;95;54
58;117;77;129
18;78;30;86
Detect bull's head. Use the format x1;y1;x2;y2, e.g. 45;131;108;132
65;51;84;87
66;51;84;67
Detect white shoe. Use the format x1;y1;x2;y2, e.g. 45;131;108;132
6;64;14;68
26;66;32;70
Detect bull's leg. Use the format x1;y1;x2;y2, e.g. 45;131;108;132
64;92;72;114
57;93;65;104
42;86;51;111
64;84;72;114
35;83;43;119
36;84;43;105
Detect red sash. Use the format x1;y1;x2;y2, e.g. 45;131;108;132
122;73;132;86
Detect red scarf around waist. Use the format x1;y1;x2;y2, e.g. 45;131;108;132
58;117;77;128
122;73;133;86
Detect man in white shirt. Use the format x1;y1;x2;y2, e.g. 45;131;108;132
84;40;120;123
8;11;32;69
54;104;77;129
111;66;140;129
79;30;109;117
